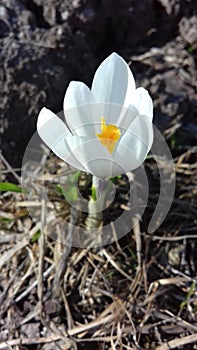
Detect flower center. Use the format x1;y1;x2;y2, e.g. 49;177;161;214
97;117;121;154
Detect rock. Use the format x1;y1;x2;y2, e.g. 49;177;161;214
156;0;181;16
153;0;197;44
179;15;197;49
0;0;95;166
0;0;156;166
1;0;197;166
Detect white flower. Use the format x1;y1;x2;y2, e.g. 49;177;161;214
37;53;153;179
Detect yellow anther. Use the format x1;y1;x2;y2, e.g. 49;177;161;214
97;117;121;154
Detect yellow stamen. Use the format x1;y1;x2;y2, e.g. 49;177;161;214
97;117;121;154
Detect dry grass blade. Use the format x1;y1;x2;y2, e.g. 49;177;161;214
37;192;46;312
145;234;197;241
0;224;40;270
0;151;20;182
15;264;55;303
0;335;72;349
101;249;133;281
51;206;78;294
156;333;197;350
132;216;142;270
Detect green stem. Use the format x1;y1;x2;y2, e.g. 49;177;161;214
86;176;111;230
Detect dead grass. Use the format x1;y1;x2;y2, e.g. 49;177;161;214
0;129;197;350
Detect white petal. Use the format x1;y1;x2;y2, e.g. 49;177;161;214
64;101;138;140
128;114;153;150
91;53;135;105
37;107;70;148
63;81;98;136
64;81;95;109
115;104;138;133
130;87;153;120
113;140;144;174
64;103;101;137
113;117;153;173
37;108;82;168
54;137;86;170
65;136;114;178
94;103;138;136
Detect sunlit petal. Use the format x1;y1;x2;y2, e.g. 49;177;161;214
65;136;114;178
130;87;153;120
37;108;83;169
63;81;97;136
127;114;153;150
37;107;70;149
113;129;149;173
91;53;135;105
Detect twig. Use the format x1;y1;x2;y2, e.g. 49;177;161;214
144;233;197;241
101;249;133;281
0;260;26;306
0;333;123;349
129;217;143;296
15;264;55;303
0;151;20;182
60;288;78;350
38;192;47;314
61;288;74;329
132;216;142;270
51;206;78;294
0;224;40;270
0;335;70;349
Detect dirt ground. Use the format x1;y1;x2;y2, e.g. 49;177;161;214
0;0;197;349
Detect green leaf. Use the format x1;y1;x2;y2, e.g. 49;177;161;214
56;171;80;203
55;184;64;195
179;280;196;312
0;182;24;193
30;230;41;243
111;175;122;181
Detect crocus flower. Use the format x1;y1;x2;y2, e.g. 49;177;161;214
37;53;153;179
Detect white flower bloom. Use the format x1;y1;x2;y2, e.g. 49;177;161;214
37;53;153;179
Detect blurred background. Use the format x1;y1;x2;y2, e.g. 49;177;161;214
0;0;197;166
